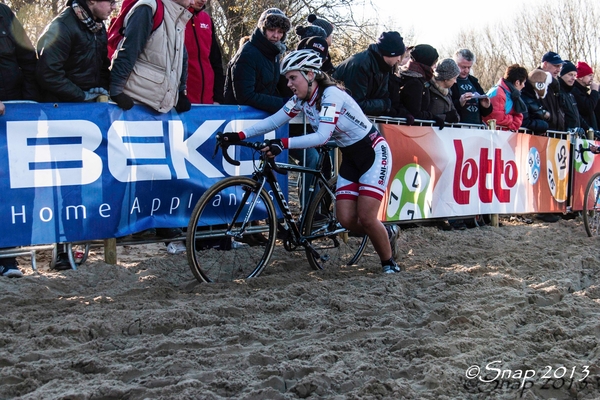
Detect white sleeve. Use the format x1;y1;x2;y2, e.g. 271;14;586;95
288;91;341;149
243;97;301;139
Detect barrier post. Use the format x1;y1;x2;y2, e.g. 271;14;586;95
96;94;117;263
487;120;499;227
104;238;117;265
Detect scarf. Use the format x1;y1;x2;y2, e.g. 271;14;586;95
406;60;434;81
431;79;449;96
72;0;104;33
504;79;527;114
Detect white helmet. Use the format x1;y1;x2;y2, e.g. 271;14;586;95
280;49;323;75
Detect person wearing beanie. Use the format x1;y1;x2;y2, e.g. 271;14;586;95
333;31;405;116
482;64;528;132
428;58;460;124
36;0;114;103
307;14;334;45
537;51;566;131
572;61;599;132
521;70;552;134
296;25;335;75
224;7;292;113
559;60;585;132
450;48;493;125
184;0;225;104
396;44;440;126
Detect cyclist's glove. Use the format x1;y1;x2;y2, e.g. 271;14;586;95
268;139;285;156
223;132;243;143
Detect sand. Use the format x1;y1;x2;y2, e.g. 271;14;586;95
1;216;600;400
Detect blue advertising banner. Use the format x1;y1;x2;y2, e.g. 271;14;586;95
0;103;288;247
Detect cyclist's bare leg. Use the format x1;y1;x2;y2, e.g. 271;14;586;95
337;197;392;261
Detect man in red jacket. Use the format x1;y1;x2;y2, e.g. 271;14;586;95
184;0;224;104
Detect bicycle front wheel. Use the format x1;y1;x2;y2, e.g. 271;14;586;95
186;177;277;283
583;172;600;237
303;177;369;270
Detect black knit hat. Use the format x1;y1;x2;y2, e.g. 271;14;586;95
257;8;291;40
376;31;405;57
411;44;439;67
560;60;577;76
308;14;333;37
296;25;327;40
297;36;329;61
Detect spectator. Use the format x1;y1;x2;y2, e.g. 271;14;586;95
396;44;440;125
36;0;114;102
538;51;566;131
36;0;114;269
295;24;334;74
572;61;599;133
224;49;402;274
333;31;405;116
558;60;584;134
0;3;41;277
305;14;335;73
109;0;193;113
0;4;39;102
450;48;492;125
521;69;552;134
483;64;528;131
223;8;291;113
428;58;460;124
185;0;224;104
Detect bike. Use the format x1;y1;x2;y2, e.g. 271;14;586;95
581;144;600;236
185;134;369;283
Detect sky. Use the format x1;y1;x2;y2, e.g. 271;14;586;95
367;0;544;51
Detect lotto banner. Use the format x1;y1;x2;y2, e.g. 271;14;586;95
0;103;287;248
378;124;570;221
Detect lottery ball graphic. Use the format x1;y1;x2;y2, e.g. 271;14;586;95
527;147;540;184
387;163;431;220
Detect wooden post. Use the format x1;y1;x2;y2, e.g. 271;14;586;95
104;238;117;265
487;120;499;226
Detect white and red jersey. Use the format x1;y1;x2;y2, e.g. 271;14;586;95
242;85;374;149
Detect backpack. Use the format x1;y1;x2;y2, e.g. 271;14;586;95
107;0;165;59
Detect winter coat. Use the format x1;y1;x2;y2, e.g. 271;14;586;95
571;80;598;131
333;44;393;116
521;80;549;134
185;8;224;104
396;69;433;120
36;6;109;102
110;0;191;113
483;78;523;131
0;4;39;101
428;80;459;123
559;79;582;131
223;28;289;113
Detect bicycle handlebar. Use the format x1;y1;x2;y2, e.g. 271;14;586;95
214;132;287;174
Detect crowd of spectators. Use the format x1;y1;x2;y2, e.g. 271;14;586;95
1;1;597;276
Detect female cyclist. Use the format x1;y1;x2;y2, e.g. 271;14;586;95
223;49;401;274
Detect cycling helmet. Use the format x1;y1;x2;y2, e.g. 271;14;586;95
280;49;323;75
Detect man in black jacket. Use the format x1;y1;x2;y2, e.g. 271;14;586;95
333;31;405;116
538;51;566;131
572;61;599;132
0;4;40;278
36;0;114;102
223;8;291;113
450;48;492;125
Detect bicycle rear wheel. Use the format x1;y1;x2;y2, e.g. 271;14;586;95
186;177;277;283
303;177;369;270
583;172;600;237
